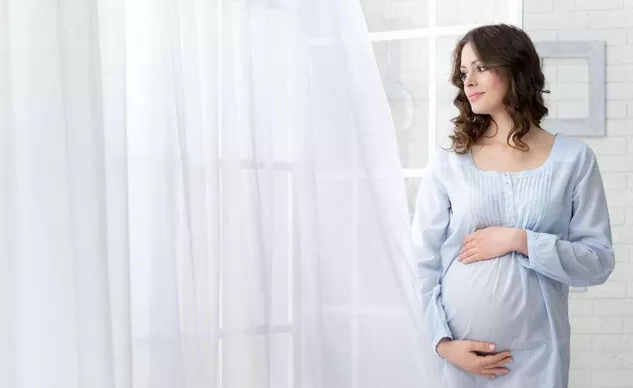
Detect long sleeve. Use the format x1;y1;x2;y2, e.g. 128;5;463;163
520;148;615;287
412;153;453;352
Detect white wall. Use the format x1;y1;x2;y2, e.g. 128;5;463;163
524;1;633;387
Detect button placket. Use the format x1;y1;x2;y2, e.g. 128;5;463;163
503;173;515;226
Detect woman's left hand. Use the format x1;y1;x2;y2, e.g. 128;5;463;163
459;227;526;264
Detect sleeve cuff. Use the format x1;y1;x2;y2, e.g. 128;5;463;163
523;229;557;271
432;327;453;357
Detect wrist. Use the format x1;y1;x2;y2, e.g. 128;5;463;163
510;228;528;255
436;337;452;357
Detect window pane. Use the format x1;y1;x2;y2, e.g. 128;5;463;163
436;35;462;149
272;171;292;325
405;177;422;221
357;178;413;305
221;170;292;328
221;169;268;328
312;179;354;305
361;0;428;32
437;0;512;27
372;39;429;169
220;334;292;388
310;45;356;173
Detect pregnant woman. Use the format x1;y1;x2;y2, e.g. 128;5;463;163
413;24;615;388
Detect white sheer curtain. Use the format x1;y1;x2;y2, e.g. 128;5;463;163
1;0;441;388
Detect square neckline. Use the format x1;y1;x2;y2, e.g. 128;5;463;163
466;133;560;176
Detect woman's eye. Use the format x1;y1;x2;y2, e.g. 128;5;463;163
460;72;467;80
477;66;488;72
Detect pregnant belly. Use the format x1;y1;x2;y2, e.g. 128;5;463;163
440;254;551;351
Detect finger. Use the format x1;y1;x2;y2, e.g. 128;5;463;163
479;352;512;368
462;253;483;264
463;233;476;245
473;369;498;379
459;241;476;255
469;341;497;354
459;248;478;261
491;356;513;368
482;367;510;376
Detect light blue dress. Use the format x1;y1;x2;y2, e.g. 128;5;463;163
412;134;615;388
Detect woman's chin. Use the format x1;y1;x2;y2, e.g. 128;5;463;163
470;105;490;115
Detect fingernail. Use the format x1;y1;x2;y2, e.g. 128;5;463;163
489;344;495;351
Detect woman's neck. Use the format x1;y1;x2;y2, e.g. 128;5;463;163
484;111;540;145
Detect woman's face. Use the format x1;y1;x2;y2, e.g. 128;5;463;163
459;43;508;116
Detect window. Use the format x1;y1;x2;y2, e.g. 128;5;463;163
360;0;523;217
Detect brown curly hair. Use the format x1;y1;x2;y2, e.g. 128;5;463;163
448;24;549;153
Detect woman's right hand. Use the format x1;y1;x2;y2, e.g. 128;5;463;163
436;338;512;379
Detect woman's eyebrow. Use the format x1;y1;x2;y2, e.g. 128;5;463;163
460;60;480;69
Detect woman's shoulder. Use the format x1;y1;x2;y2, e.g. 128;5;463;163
549;134;601;185
427;145;468;172
555;133;594;161
552;133;597;165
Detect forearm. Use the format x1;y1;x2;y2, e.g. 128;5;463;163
510;228;614;286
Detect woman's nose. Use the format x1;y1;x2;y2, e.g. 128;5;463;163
465;73;476;87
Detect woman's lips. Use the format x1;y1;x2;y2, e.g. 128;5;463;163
468;92;484;101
